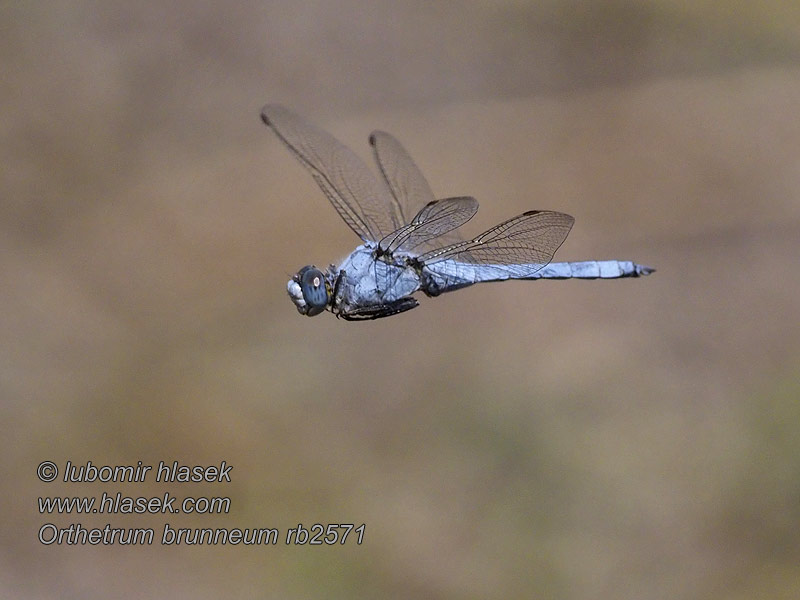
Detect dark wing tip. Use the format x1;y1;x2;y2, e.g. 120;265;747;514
369;130;395;147
521;209;575;224
260;104;284;126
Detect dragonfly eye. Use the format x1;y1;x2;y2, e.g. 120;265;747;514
297;266;329;316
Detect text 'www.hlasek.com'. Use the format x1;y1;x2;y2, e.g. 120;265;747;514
36;460;365;546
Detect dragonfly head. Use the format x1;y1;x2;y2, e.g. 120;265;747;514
287;266;330;316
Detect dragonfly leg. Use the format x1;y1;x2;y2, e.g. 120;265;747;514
338;298;419;321
331;269;346;306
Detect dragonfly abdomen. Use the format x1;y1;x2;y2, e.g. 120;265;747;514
530;261;654;279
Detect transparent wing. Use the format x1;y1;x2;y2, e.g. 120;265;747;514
370;130;467;251
378;196;479;255
261;105;396;242
369;130;436;227
417;210;575;277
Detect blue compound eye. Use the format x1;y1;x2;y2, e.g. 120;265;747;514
299;266;328;316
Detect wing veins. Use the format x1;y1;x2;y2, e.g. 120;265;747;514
418;211;574;268
262;105;398;242
378;197;479;254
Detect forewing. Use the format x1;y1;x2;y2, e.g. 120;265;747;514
370;130;467;251
417;210;575;277
379;196;479;254
369;130;435;227
261;105;396;242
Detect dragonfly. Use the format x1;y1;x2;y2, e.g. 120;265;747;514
261;104;653;321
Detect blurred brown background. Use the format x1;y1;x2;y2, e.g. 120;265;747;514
3;1;800;598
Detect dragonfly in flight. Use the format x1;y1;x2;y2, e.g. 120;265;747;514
261;105;653;321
